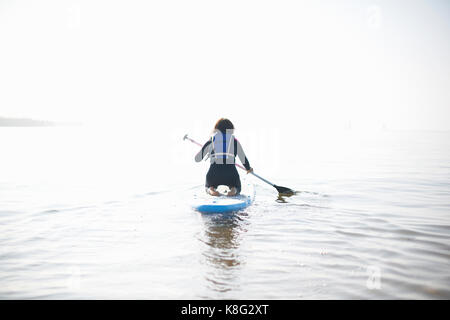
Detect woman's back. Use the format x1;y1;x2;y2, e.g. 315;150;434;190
194;118;253;196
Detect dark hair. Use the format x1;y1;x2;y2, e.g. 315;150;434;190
214;118;234;134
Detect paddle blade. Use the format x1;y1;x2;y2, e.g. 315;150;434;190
274;185;295;196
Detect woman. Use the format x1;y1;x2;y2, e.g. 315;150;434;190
195;118;253;196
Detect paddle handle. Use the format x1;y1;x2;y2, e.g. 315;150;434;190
184;134;276;187
184;135;202;147
248;171;275;187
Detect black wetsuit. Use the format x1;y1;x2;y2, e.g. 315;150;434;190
195;134;251;194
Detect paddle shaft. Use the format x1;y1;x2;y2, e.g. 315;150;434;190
184;135;276;188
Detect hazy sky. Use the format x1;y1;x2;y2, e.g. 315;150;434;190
0;0;449;131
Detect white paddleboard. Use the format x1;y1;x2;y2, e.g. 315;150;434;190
192;181;255;213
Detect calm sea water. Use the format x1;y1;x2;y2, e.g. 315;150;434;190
0;127;449;299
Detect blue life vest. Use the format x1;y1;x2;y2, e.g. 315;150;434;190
210;131;235;163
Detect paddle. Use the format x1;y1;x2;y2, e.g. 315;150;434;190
183;134;295;196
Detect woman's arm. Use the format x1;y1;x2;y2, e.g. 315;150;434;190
195;140;212;162
235;139;251;171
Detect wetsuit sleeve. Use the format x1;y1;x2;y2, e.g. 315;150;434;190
195;140;212;162
235;139;251;171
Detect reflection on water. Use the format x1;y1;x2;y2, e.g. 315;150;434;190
198;212;249;295
276;191;299;203
275;190;327;203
